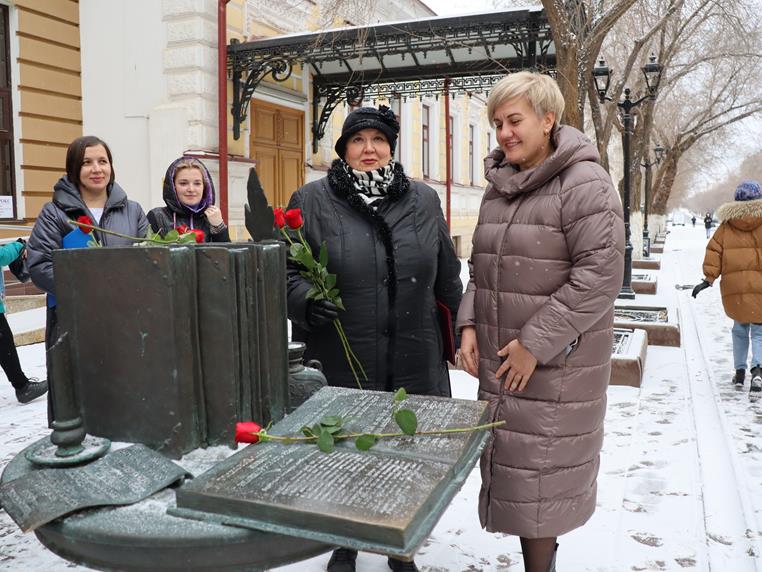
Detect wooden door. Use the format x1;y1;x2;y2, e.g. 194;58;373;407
250;101;305;209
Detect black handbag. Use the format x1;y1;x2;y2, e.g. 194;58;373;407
8;242;31;283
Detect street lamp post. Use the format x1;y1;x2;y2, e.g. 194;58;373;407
593;54;663;300
642;144;665;257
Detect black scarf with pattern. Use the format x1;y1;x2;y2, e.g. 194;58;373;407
327;159;409;307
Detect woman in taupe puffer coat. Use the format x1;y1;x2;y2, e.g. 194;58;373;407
457;72;625;572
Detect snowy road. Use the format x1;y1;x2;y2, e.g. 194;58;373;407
1;225;760;571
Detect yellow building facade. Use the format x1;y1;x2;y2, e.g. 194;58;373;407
1;0;82;236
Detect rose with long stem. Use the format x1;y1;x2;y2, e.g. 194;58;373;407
276;208;367;389
240;420;506;444
70;219;204;244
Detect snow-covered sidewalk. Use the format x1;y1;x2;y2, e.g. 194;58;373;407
1;225;760;571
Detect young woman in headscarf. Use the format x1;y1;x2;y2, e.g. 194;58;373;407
148;157;230;243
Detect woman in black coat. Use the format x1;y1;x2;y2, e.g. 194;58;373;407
285;106;463;572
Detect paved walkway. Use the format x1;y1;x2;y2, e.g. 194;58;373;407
1;225;760;571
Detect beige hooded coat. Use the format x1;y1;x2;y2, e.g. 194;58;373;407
702;197;762;323
456;125;625;538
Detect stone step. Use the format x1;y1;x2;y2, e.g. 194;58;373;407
5;294;46;314
6;305;46;347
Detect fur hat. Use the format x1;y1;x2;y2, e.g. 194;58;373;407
735;180;762;202
334;105;399;158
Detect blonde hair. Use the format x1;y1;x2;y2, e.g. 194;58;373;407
173;158;205;181
487;71;565;128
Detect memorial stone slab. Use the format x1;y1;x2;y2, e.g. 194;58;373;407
172;387;491;559
631;272;657;295
0;444;188;532
610;328;649;387
614;304;681;347
633;256;661;270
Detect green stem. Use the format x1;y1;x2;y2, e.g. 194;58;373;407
334;319;363;389
250;420;506;444
279;227;296;246
334;319;367;381
70;220;175;244
285;227;367;388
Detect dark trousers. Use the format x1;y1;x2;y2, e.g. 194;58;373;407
0;312;28;390
45;306;58;425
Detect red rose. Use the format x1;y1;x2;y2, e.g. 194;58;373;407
191;229;205;243
77;215;94;234
176;224;189;235
284;208;303;230
235;421;262;444
273;208;286;229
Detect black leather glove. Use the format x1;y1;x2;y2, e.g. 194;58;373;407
691;280;710;298
306;299;339;328
16;237;26;245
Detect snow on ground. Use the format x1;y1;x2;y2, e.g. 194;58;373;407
1;225;760;571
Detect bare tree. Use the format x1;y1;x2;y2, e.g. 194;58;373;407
542;0;647;130
647;0;762;214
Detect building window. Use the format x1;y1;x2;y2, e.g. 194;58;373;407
469;124;475;186
390;96;401;162
421;104;430;178
0;5;16;219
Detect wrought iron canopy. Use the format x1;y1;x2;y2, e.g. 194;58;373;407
228;8;556;149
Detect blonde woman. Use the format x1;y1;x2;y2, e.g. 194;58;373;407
457;72;625;572
148;157;230;243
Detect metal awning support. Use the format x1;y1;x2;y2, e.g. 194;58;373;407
228;8;555;147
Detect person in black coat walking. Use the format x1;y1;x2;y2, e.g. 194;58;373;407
148;157;230;243
285;106;462;572
704;212;714;238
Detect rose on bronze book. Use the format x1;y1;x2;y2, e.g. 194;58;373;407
234;388;505;454
69;219;204;245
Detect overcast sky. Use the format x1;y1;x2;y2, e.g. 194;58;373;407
421;0;496;15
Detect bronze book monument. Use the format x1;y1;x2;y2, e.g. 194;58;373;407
0;168;492;571
172;386;490;559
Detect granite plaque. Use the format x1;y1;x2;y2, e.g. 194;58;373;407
0;445;188;532
172;387;491;558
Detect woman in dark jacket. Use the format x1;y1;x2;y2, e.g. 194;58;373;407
27;135;148;420
285;106;462;572
147;157;230;242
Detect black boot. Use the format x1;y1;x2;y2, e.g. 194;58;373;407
387;557;419;572
734;369;746;387
749;367;762;401
15;378;48;404
327;548;357;572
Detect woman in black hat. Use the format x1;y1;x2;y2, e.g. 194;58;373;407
285;106;462;572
